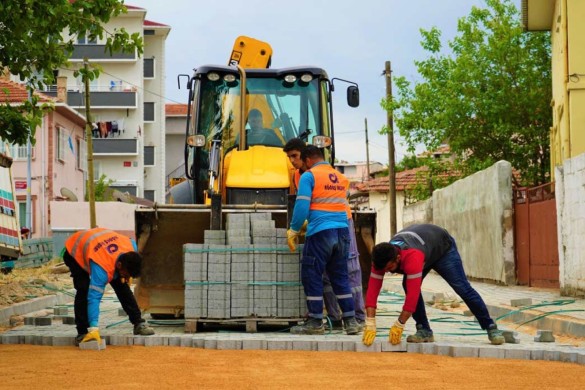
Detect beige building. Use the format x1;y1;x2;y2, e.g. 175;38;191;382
43;5;170;202
165;104;188;194
523;0;585;177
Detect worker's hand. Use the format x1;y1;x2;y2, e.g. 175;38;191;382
81;327;101;343
389;320;404;345
361;317;377;346
299;220;308;237
287;229;300;252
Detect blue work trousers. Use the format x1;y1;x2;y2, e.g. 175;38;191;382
323;218;365;321
403;237;496;331
301;227;355;319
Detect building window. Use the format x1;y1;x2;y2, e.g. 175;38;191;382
144;102;155;122
144;30;155;36
144;146;155;166
0;140;31;160
77;138;87;172
144;58;155;79
144;190;155;201
57;127;68;162
77;33;97;45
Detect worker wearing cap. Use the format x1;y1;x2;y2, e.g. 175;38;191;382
287;145;359;335
63;227;155;346
362;223;505;346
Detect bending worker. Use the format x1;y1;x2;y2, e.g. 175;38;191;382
283;138;366;331
287;145;359;335
63;227;155;346
362;223;505;346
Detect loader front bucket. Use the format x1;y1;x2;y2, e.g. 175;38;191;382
134;206;211;316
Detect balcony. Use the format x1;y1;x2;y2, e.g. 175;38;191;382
43;84;137;109
92;138;138;156
70;44;137;62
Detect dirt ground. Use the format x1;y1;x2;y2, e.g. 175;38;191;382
0;261;72;309
0;344;584;389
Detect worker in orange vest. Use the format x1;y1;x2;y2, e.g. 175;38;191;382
283;138;366;331
63;227;155;346
287;145;359;335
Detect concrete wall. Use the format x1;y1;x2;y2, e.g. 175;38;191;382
402;198;432;227
432;161;514;285
555;153;585;295
50;201;137;237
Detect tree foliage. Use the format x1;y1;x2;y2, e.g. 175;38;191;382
383;0;551;186
0;0;143;144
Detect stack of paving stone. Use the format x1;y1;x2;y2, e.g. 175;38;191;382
16;238;54;269
184;212;305;322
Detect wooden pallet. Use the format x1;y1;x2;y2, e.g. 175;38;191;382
184;317;303;333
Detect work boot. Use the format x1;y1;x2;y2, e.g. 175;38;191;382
133;322;155;336
356;318;366;332
290;318;324;335
327;319;343;331
75;334;86;346
406;324;435;343
487;324;505;345
343;316;360;335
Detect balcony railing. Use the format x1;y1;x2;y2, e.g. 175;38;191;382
43;84;137;109
70;44;136;62
92;138;138;156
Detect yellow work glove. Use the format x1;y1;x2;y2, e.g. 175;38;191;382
81;327;101;344
361;317;377;346
287;229;299;252
389;320;405;345
299;220;308;237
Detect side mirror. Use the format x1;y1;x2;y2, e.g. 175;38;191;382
347;86;359;108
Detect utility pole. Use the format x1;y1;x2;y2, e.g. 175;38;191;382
26;90;32;237
365;117;370;179
384;61;397;236
83;58;96;228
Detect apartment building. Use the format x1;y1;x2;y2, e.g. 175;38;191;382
43;5;170;203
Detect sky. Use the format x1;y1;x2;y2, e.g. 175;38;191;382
129;0;522;166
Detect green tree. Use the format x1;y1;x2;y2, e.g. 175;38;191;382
383;0;551;186
86;174;114;202
0;0;143;144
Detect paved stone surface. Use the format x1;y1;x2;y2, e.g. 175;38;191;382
1;274;584;366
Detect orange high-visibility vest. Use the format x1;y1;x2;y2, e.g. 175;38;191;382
308;163;348;213
65;227;135;282
293;169;302;192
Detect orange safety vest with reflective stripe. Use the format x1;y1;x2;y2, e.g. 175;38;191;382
65;227;135;282
308;163;349;213
293;169;301;192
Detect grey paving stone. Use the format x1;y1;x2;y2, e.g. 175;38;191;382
53;307;69;316
34;317;52;326
504;348;531;360
168;336;182;347
1;334;21;344
62;316;76;325
216;339;242;350
292;340;315;351
356;341;381;352
502;330;521;344
109;334;128;346
510;298;533;307
204;339;217;349
419;343;437;354
342;341;356;352
144;336;164;347
451;346;479;358
577;352;585;365
435;343;453;356
242;339;267;350
406;343;422;353
79;339;106;351
478;346;506;359
381;341;406;352
266;340;291;350
53;336;75;346
179;336;193;347
534;330;555;342
132;336;146;346
317;340;343;351
559;351;578;363
530;349;545;360
542;350;560;361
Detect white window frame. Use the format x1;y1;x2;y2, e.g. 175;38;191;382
57;126;68;162
77;138;87;172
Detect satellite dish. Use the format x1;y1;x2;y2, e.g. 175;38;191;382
60;187;79;202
